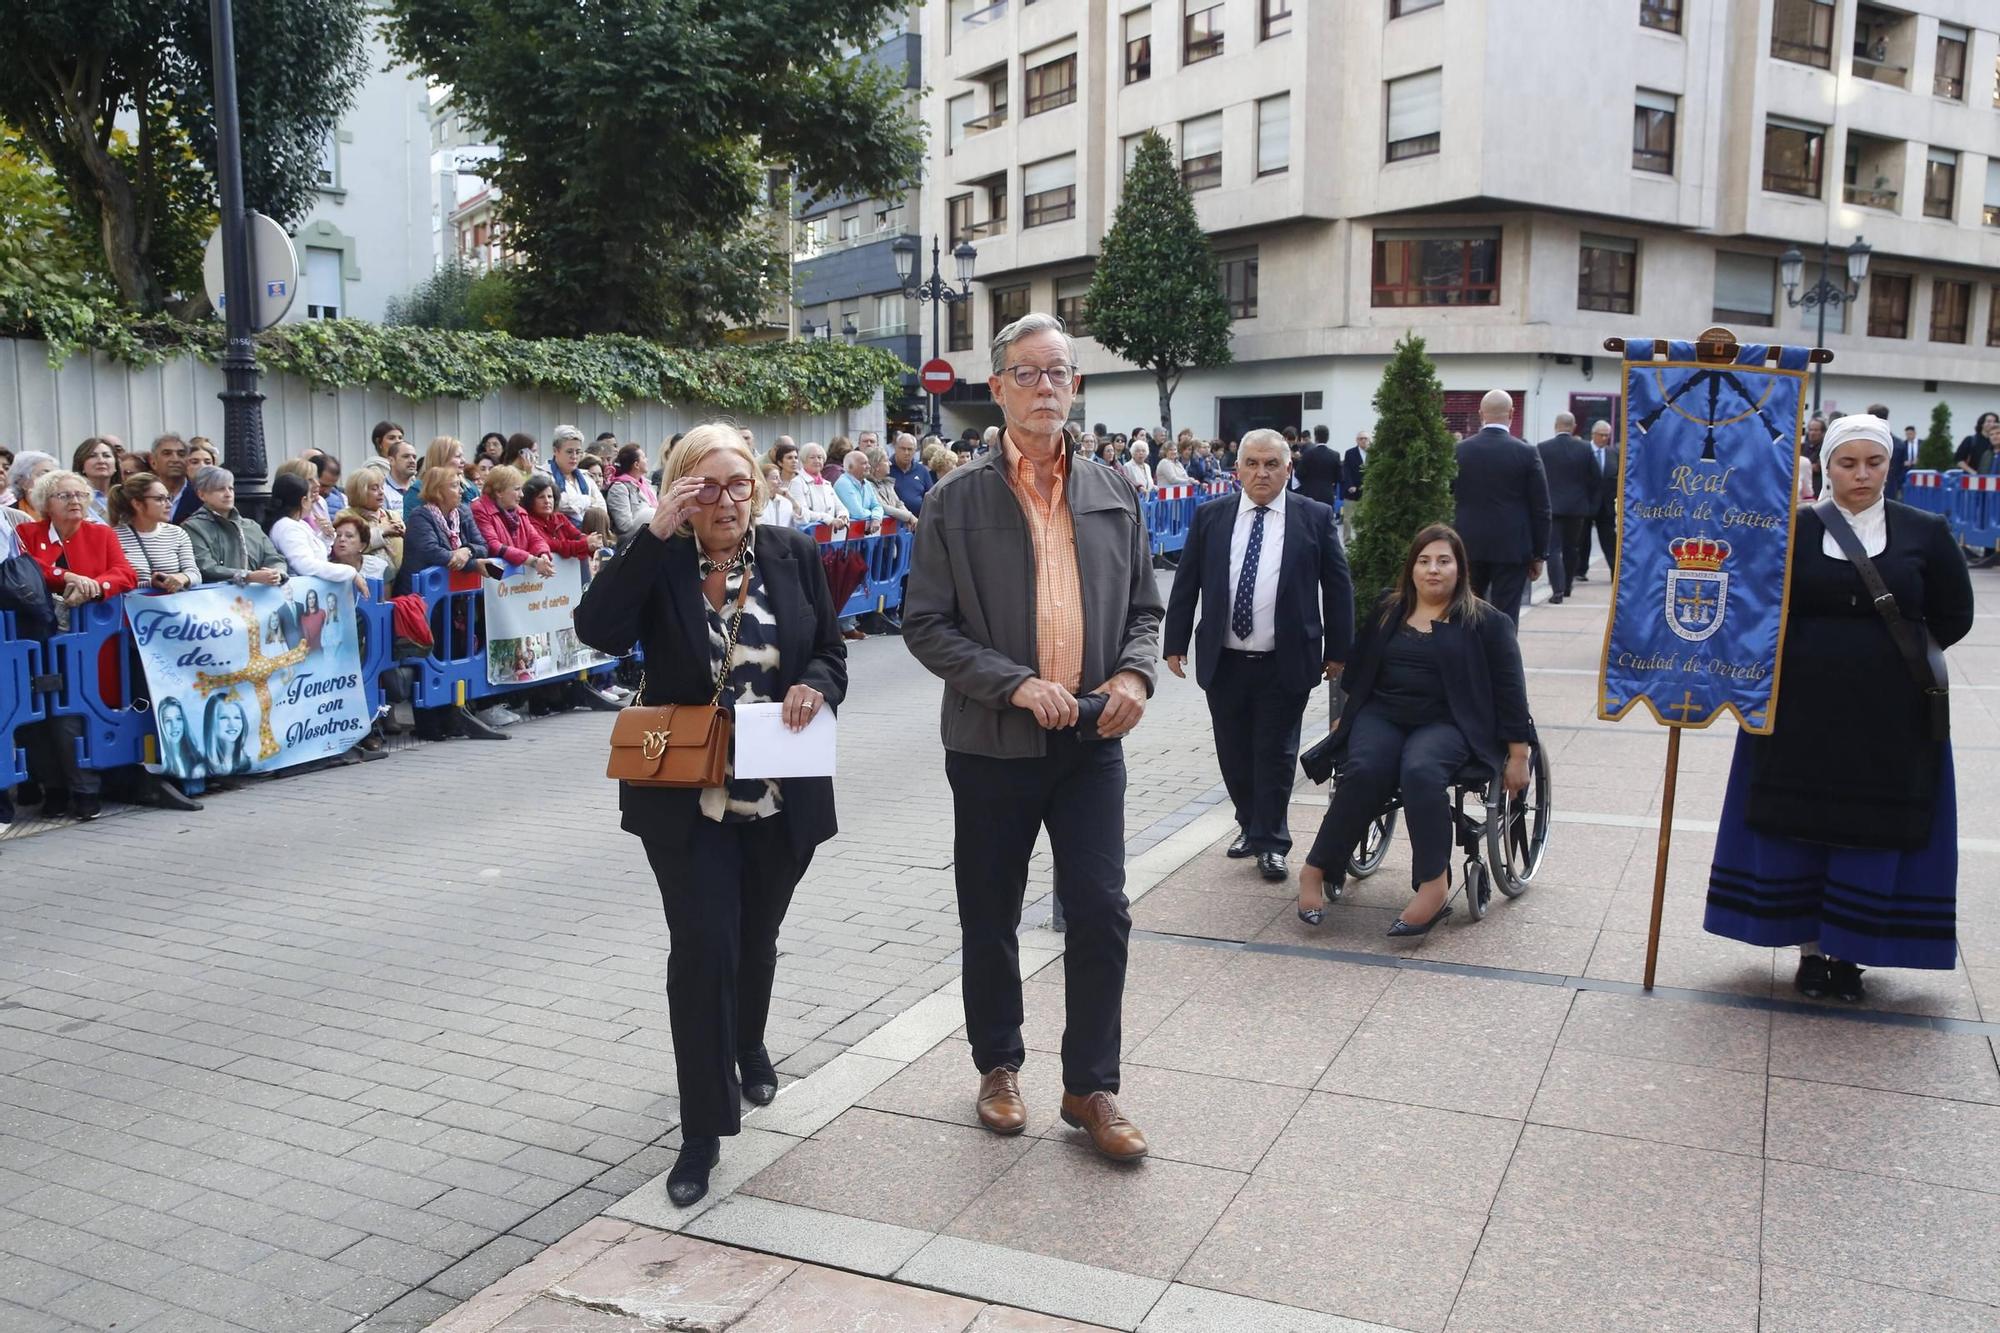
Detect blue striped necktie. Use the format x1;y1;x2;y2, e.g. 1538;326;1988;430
1232;507;1268;640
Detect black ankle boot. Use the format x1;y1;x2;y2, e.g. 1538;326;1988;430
739;1047;778;1106
667;1135;720;1208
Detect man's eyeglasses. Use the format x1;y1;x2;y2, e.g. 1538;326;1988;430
1001;364;1077;389
694;477;755;504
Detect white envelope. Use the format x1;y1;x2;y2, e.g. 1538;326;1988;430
732;702;837;779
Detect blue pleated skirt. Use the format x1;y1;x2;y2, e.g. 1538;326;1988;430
1704;732;1959;970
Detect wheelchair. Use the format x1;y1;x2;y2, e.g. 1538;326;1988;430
1338;725;1553;921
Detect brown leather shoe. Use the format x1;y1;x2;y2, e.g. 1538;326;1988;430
976;1067;1027;1135
1059;1091;1148;1161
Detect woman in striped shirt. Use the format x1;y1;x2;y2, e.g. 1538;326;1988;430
110;474;199;593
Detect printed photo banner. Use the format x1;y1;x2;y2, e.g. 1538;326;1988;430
482;557;613;687
126;577;371;777
1599;339;1809;733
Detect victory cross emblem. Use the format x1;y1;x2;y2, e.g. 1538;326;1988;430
1664;536;1730;643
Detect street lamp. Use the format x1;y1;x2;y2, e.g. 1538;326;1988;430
208;0;269;506
801;316;860;344
1780;234;1871;414
894;235;977;437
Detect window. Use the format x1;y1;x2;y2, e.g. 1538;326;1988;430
948;193;975;245
1795;263;1848;334
1257;95;1290;176
1371;229;1501;307
1055;275;1091;336
1260;0;1292;40
304;247;343;320
1124;8;1152;84
1578;234;1637;314
992;284;1030;334
1867;273;1911;338
874;295;906;335
1184;1;1222;64
1936;24;1968;100
1989;286;2000;347
839;212;861;241
1390;0;1443;14
1931;280;1970;344
948;298;972;352
1924;148;1958;221
985;178;1008;237
1386;69;1443;162
1121;133;1146;187
1639;0;1680;34
1180;113;1222;191
948;93;975;150
1985;160;2000;227
1771;0;1834;69
1763;118;1825;198
1632;90;1676;174
1025;44;1077;116
1024;155;1077;227
316;132;339;189
1712;252;1776;326
1218;248;1258;319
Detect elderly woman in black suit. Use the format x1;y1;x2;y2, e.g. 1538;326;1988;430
575;422;846;1208
1298;524;1531;935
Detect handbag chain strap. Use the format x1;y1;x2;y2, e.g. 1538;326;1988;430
633;562;753;709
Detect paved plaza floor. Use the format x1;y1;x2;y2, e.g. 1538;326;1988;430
3;564;1998;1330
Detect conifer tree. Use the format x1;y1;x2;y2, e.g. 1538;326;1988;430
1917;400;1953;472
1347;334;1458;624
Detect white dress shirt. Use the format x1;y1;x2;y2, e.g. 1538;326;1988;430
1225;489;1285;652
1821;493;1887;560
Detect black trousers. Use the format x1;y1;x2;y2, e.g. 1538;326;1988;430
1582;509;1617;578
642;813;808;1137
947;733;1129;1095
1305;709;1471;887
24;716;100;797
1207;651;1312;855
1468;561;1529;625
1548;516;1591;597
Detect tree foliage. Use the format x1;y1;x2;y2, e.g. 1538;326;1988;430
1918;400;1953;472
0;0;368;315
384;261;518;332
1347;334;1458;623
384;0;925;343
0;125;107;300
1084;130;1232;437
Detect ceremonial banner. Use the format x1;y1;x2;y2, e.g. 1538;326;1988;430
482;558;612;686
127;577;371;777
1599;340;1809;733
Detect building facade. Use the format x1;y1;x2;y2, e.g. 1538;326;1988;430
918;0;2000;442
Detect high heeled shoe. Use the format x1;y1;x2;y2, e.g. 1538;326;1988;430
1386;900;1454;938
1296;867;1331;925
666;1135;721;1208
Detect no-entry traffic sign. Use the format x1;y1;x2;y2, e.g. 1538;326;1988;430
919;359;956;395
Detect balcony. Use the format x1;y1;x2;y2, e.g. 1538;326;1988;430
962;108;1008;137
1851;4;1914;89
1843;183;1900;210
1841;132;1904;213
966;216;1009;239
954;0;1006;29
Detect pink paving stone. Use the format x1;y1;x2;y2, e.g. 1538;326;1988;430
966;1306;1115;1331
490;1297;651;1331
729;1264;987;1333
428;1219;646;1333
550;1231;798;1330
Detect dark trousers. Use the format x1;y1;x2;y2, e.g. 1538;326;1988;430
1581;508;1617;578
1207;651;1312;855
1549;516;1590;596
1468;561;1529;625
947;733;1130;1095
642;814;808;1137
24;716;101;797
1305;710;1471;887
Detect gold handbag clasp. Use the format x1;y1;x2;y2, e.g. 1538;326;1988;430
641;728;672;760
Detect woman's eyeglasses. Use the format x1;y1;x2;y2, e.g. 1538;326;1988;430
694;477;755;504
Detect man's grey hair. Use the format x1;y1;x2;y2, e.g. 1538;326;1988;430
990;311;1078;375
1589;420;1613;438
1239;429;1290;459
1553;412;1576;433
982;425;1001;446
194;465;235;494
151;432;187;452
892;432;917;451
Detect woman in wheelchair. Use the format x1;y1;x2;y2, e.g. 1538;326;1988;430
1299;524;1532;935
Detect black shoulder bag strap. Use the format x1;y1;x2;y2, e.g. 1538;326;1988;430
1812;500;1949;740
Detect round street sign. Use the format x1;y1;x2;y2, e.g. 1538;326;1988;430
919;358;957;396
203;212;300;331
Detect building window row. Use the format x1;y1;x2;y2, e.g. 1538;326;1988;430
1024;44;1076;117
1023;155;1077;227
1771;0;1835;70
1371;229;1499;307
1219;249;1258;319
1385;69;1442;162
1578;234;1637;314
1180;113;1222;191
1711;251;1985;346
1632;90;1676;174
1639;0;1679;35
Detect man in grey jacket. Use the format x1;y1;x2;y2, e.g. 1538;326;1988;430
904;312;1162;1162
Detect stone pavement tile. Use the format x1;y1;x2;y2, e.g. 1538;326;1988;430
1526;1047;1767;1156
0;1253;87;1308
1180;1176;1484;1333
1784;964;1983;1021
1249;900;1408;956
686;1196;930;1277
1491;1124;1762;1262
1584;929;1776;998
1316;974;1569;1119
1082;1064;1307;1173
1016;982;1185;1058
1513;821;1639;891
965;1304;1113;1331
1557;990;1770;1073
1446;1217;1759;1333
1410;917;1599;975
743;1052;902;1140
356;1286;462;1331
431;1234;556;1301
742;1108;1030;1232
551;1230;795;1328
1765;1076;2000;1193
488;1296;642;1331
1138;1284;1399;1332
40;1279;168;1331
1762;1159;2000;1305
1127;1000;1355;1090
1202;949;1396;1021
860;1039;1069;1137
606;1130;794;1236
1757;1263;2000;1333
1129;883;1287;943
1260;1092;1521;1215
897;1235;1167;1331
427;1216;643;1333
1767;1011;2000;1103
1109;937;1234;1003
944;1138;1244;1281
731;1263;985;1333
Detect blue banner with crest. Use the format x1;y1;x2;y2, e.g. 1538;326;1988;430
1598;339;1809;733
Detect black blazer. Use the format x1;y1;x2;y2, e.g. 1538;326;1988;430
1590;447;1619;518
1340;446;1367;502
1293;444;1342;507
1332;598;1531;775
1162;492;1354;695
574;524;847;861
1454;426;1552;564
1536;432;1600;518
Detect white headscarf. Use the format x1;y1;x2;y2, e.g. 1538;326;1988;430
1818;414;1891;558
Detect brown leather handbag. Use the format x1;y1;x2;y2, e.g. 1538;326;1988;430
606;571;750;788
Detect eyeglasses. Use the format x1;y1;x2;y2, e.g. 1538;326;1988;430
141;492;170;503
49;491;93;504
694;477;755;504
1001;364;1078;389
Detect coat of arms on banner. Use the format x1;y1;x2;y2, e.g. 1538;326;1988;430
1663;536;1730;643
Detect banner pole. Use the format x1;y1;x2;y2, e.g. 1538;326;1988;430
1643;726;1683;989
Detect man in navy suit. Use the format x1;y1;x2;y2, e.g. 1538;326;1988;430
1534;412;1599;604
1453;390;1550;624
1339;431;1369;544
1293;425;1342;508
1869;404;1908;501
1164;430;1353;882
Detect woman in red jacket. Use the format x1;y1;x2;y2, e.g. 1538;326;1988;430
521;473;604;563
468;465;556;576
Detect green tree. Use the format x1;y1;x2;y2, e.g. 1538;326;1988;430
1918;400;1953;472
385;0;923;342
0;125;105;299
0;0;368;315
1084;131;1232;437
383;260;518;332
1347;334;1458;622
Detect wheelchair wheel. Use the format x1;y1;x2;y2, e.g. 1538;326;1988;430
1486;739;1552;897
1461;858;1489;921
1348;809;1397;879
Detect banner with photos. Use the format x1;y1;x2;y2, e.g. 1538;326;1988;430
483;557;613;686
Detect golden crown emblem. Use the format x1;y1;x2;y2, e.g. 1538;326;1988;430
1669;536;1732;572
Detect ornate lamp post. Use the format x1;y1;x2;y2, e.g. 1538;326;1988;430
209;0;269;504
800;315;857;343
893;235;976;438
1780;235;1871;414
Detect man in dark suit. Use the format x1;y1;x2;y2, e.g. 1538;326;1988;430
1870;404;1908;500
1339;432;1368;544
1453;390;1550;623
1535;412;1598;604
1164;430;1353;883
1293;424;1342;509
1579;418;1618;581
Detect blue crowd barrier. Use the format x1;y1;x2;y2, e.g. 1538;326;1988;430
1140;480;1239;557
1955;475;2000;550
45;597;154;773
357;578;396;720
1901;470;1953;520
0;609;44;786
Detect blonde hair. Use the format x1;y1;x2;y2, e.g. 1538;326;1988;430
419;465;463;510
659;423;767;537
483;463;525;498
274;457;317;488
422;435;464;477
345;463;388;510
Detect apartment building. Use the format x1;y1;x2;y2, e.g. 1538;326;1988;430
920;0;2000;441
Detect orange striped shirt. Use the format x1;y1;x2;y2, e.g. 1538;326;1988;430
1001;432;1084;692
